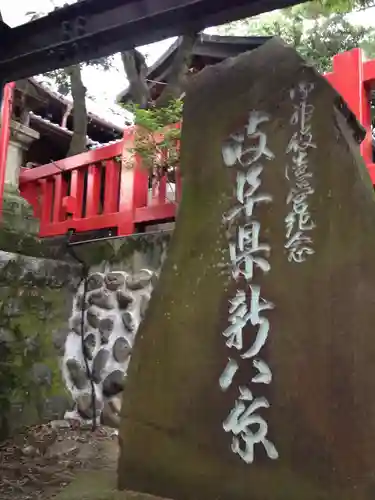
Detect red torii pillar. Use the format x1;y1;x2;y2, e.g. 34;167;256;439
325;48;375;183
0;82;15;218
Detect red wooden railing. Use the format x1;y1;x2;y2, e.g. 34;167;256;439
15;48;375;239
326;48;375;183
19;127;181;237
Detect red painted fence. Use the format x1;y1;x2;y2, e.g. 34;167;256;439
325;48;375;183
19;127;181;237
14;48;375;239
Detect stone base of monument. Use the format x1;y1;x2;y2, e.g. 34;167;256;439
53;470;174;500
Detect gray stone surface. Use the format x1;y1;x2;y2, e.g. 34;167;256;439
101;398;121;428
66;359;88;390
61;266;155;425
92;349;110;384
118;38;375;500
116;290;134;310
126;269;153;291
113;337;131;363
0;249;80;439
122;311;135;333
76;392;103;419
89;290;115;310
83;333;96;360
70;314;88;334
75;293;89;311
103;370;125;397
140;294;151;319
99;316;115;344
105;272;126;291
87;273;104;291
0;221;168;436
86;308;100;329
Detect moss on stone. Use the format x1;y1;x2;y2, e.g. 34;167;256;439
54;470;174;500
0;187;75;261
72;231;172;269
0;251;78;438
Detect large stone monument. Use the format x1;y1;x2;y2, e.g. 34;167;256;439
118;38;375;500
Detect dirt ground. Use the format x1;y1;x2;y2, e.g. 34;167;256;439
0;420;120;500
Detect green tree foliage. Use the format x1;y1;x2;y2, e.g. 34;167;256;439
122;100;183;178
316;0;375;14
219;6;375;73
120;34;196;176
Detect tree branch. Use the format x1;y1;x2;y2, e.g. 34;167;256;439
121;49;150;109
66;64;87;157
154;32;198;109
61;102;73;129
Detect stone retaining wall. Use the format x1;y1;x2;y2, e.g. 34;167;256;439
0;198;172;436
0;250;80;439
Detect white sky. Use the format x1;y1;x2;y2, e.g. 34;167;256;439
1;0;375;125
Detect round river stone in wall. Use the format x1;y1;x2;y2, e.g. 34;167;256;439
116;290;134;310
105;272;126;291
108;395;121;415
126;270;153;291
83;333;96;360
86;307;100;329
122;311;135;333
98;316;115;344
103;370;125;397
101;399;120;428
89;290;114;310
63;266;155;424
66;359;88;390
113;337;131;363
87;273;104;291
77;392;103;419
92;349;110;384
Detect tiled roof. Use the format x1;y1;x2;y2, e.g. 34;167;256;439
29;111;124;150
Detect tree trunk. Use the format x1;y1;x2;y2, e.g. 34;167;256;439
118;38;375;500
61;102;73;129
121;49;150;109
66;64;87;157
154;32;197;108
121;33;197;109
